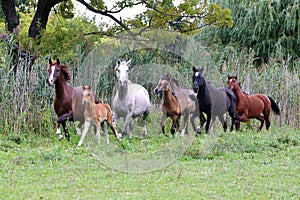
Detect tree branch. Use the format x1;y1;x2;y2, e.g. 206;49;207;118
75;0;137;38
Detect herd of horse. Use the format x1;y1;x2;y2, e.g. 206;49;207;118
47;58;281;146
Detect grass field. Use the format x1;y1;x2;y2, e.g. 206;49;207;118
0;119;299;199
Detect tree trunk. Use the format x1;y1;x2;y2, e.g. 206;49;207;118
1;0;19;33
28;0;64;38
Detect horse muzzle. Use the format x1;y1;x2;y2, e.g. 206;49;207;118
154;88;163;94
48;79;54;86
119;80;127;87
193;87;198;93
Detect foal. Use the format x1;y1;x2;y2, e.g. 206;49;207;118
154;79;181;136
77;85;120;147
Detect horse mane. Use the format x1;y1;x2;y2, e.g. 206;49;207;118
60;63;72;81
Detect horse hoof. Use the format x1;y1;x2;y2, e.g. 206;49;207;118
196;127;202;134
58;134;64;140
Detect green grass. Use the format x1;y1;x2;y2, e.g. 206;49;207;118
0;123;299;199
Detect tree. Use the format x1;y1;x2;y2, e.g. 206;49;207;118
1;0;233;38
204;0;300;65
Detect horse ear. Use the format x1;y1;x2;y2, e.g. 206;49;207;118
49;58;52;64
235;74;238;79
56;58;60;65
82;85;85;90
88;84;92;90
117;59;121;66
192;66;198;73
126;59;131;67
199;66;204;73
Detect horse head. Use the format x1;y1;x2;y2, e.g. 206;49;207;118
154;74;171;94
115;59;131;87
192;66;205;93
82;84;94;105
48;58;71;85
227;74;238;88
229;80;242;92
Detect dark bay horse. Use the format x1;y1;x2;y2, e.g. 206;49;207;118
192;66;238;133
227;76;280;130
48;58;98;140
154;75;204;137
154;80;181;136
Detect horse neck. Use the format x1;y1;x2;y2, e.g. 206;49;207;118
54;76;71;99
198;79;209;97
117;84;128;99
84;100;96;115
163;87;173;103
233;85;244;100
169;80;182;93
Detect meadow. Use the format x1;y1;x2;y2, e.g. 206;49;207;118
1;118;299;199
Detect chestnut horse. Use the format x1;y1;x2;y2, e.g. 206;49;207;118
77;85;120;147
227;75;280;130
48;58;98;140
154;78;182;136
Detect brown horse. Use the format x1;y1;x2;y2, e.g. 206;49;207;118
77;85;120;147
154;74;204;137
48;58;98;140
228;79;280;130
154;78;181;136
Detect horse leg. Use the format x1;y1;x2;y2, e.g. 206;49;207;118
181;114;188;137
196;112;206;134
56;123;63;140
218;115;227;132
101;121;109;144
123;113;133;138
107;114;120;140
76;121;84;136
142;110;149;136
171;117;176;136
205;112;212;134
95;122;101;144
255;115;265;131
57;112;73;141
190;111;197;132
263;110;271;130
160;111;167;136
61;121;70;141
77;121;91;147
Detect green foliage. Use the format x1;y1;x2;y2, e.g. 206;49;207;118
31;15;102;59
57;0;74;19
90;0;105;10
205;0;300;64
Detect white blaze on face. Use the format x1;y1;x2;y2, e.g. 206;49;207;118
229;79;233;83
195;72;199;77
48;65;55;85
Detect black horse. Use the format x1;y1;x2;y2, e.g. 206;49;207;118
192;66;238;133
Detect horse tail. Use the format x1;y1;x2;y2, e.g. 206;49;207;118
268;96;280;115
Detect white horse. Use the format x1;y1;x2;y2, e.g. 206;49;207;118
112;59;150;139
